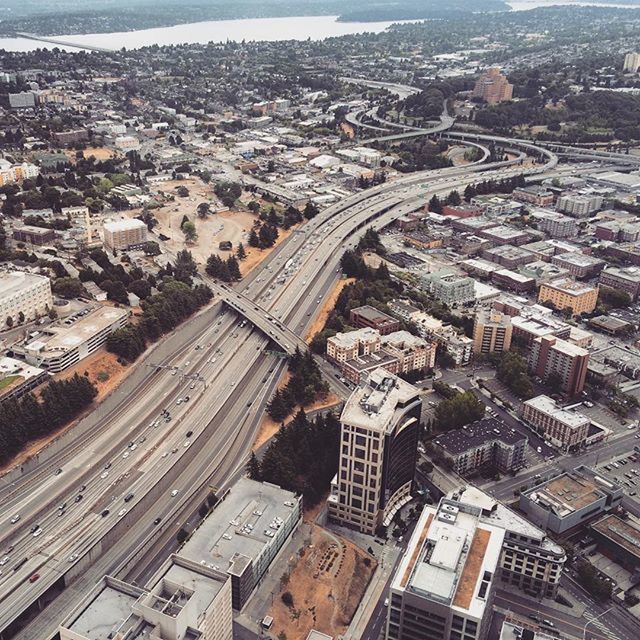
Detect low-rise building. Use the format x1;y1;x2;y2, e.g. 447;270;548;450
12;225;56;246
513;186;554;207
588;345;640;382
442;204;482;218
326;327;381;364
17;306;130;373
479;225;531;247
0;271;52;325
433;418;527;474
538;278;598;316
472;308;512;355
599;266;640;300
521;395;590;450
382;330;436;374
483;245;536;269
528;335;589;397
519;466;623;534
491;268;536;293
517;261;570;285
591;514;640;575
0;356;49;404
422;271;476;307
594;219;640;243
349;305;399;335
551;252;606;279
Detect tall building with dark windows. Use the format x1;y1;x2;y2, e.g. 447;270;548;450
328;369;422;535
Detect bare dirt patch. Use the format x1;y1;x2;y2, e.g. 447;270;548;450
268;523;376;640
66;147;116;163
305;277;355;342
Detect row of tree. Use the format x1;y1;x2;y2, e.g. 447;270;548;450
106;279;213;362
205;254;241;282
0;374;97;465
248;409;340;506
266;349;330;423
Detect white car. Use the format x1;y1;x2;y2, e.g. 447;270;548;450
184;441;190;448
171;490;179;497
0;557;9;566
130;444;137;451
122;451;130;459
118;509;127;517
68;554;78;563
176;399;183;405
10;515;20;524
33;529;42;537
100;471;109;479
161;452;169;458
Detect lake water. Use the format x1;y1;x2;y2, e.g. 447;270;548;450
0;2;639;52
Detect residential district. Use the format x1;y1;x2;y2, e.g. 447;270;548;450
3;5;640;640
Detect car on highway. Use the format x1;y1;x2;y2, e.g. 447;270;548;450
122;451;130;459
57;510;65;518
176;398;183;405
542;620;554;628
10;515;20;524
161;451;169;458
528;614;540;622
130;443;137;451
54;468;63;475
100;471;109;479
104;462;112;470
101;509;110;517
32;528;42;538
29;573;40;583
68;554;78;563
153;517;162;525
0;557;9;566
5;546;14;554
124;493;134;502
171;490;179;497
184;441;190;448
118;509;127;517
75;494;83;503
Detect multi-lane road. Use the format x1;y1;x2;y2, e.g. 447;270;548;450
1;131;628;639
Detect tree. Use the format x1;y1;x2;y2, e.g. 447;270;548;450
6;316;13;328
196;202;211;218
303;201;319;220
428;194;443;213
52;277;85;299
447;190;461;206
281;592;294;608
226;256;241;281
248;228;260;248
176;185;189;198
236;242;247;260
17;311;24;324
435;390;486;431
247;452;261;480
182;221;197;243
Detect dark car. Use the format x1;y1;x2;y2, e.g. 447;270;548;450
101;509;110;518
124;493;134;503
153;517;162;525
75;494;83;503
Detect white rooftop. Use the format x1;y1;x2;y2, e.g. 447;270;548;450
103;218;147;232
524;395;590;429
0;271;50;299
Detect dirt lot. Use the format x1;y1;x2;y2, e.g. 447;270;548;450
304;277;355;342
66;147;117;163
268;523;376;639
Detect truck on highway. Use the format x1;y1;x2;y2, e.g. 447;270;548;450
284;259;294;270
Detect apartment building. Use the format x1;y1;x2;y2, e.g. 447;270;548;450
529;335;589;397
594;219;640;242
478;225;531;247
326;327;381;363
512;186;554;207
538;278;598;316
455;487;566;599
472;309;513;355
528;209;577;238
382;330;436;373
624;51;640;72
0;160;39;187
328;370;422;535
349;305;400;335
521;395;590;451
491;268;536;294
422;271;476;307
386;496;505;640
520;467;623;534
0;271;52;325
472;68;514;104
482;245;536;269
103;218;148;251
388;300;473;366
433;418;527;474
599;266;640;300
551;252;605;279
556;192;603;217
18;306;130;373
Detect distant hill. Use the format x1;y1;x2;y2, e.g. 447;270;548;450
0;0;510;36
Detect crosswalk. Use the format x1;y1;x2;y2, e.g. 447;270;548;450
583;610;619;640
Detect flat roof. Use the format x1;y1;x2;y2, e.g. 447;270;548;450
485;245;534;259
482;225;528;239
394;500;504;619
525;472;605;517
0;271;50;300
601;266;640;283
542;278;597;296
343;349;398;372
341;369;420;434
434;418;525;455
103;218;147;232
178;477;300;579
25;306;129;354
592;514;640;560
554;252;605;267
350;305;397;324
329;327;379;349
523;395;590;429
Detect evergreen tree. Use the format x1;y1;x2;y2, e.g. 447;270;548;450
247;452;262;480
236;242;247;260
248;228;260;248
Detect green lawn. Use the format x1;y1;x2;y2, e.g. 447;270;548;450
0;375;21;391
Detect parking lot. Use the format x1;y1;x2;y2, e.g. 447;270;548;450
595;449;640;497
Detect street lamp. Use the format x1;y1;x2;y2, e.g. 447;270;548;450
582;606;613;640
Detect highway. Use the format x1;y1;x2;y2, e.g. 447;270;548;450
0;132;625;639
